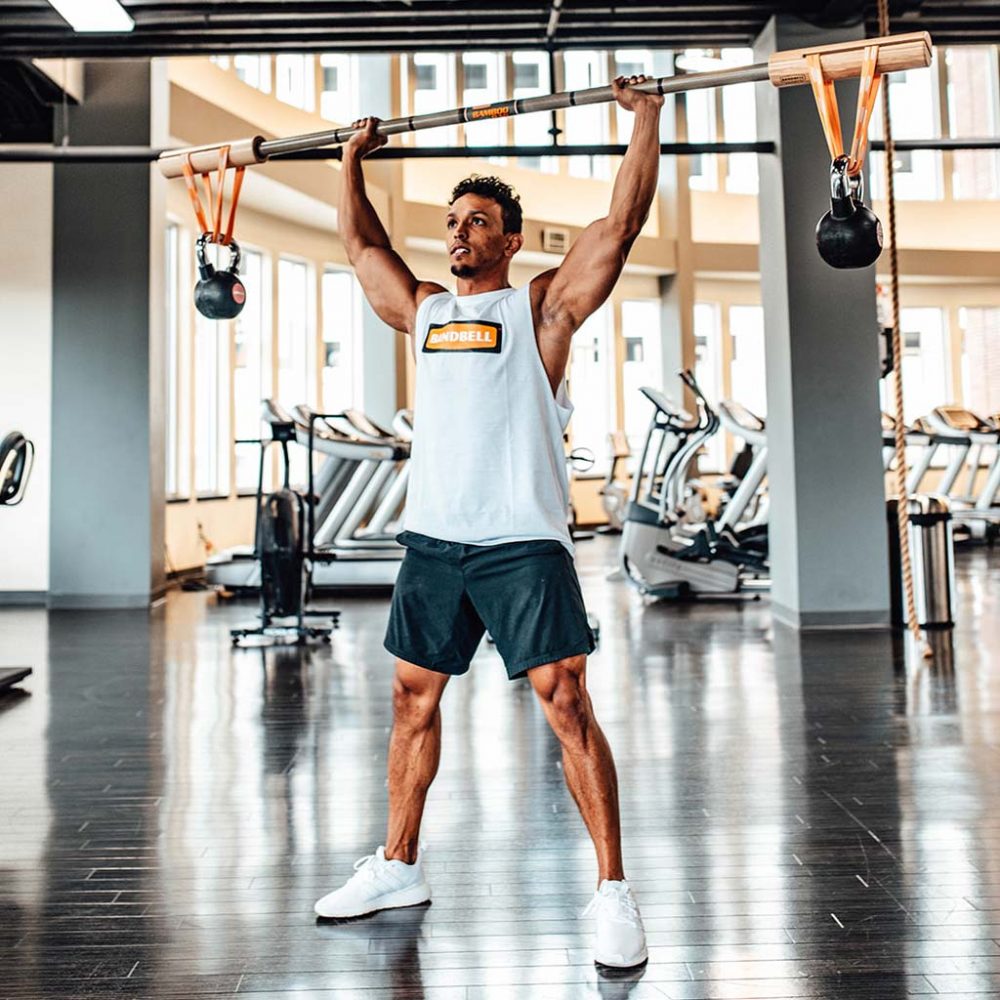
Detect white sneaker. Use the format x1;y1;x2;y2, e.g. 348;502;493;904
314;846;431;919
583;879;648;968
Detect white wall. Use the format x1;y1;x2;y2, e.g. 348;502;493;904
0;164;52;596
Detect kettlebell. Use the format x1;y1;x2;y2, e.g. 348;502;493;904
194;233;246;320
816;155;883;270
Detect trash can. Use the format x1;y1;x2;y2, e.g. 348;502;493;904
886;495;956;629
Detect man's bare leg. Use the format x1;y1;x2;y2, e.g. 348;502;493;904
384;658;450;864
528;655;625;884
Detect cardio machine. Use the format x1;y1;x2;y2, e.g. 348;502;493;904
619;371;768;599
0;430;35;692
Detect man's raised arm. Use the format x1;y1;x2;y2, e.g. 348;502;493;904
341;118;444;334
532;77;664;347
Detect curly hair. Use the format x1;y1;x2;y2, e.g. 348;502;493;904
449;175;523;234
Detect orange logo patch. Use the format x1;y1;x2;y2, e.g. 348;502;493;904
422;321;502;354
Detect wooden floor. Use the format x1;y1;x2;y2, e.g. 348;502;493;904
1;537;999;999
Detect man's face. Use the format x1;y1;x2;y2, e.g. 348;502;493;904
446;193;516;278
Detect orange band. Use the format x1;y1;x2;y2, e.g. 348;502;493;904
848;45;882;175
181;147;243;247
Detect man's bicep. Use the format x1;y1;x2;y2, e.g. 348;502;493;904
352;245;424;332
543;219;626;331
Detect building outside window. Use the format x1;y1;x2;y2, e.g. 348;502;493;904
681;51;718;191
462;52;506;153
720;48;758;195
614;49;656;145
881;307;949;423
234;54;271;93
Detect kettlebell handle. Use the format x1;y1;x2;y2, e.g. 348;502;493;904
829;155;866;220
196;232;242;276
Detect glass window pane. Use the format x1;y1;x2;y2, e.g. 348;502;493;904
276;54;315;112
563;51;610;179
694;302;725;471
729;305;766;417
682;50;718;190
412;53;458;147
278;258;314;485
320;53;357;123
165;223;180;497
322;268;362;412
614;49;655;145
569;304;614;472
720;48;758;194
960;307;1000;415
512;51;557;173
194;287;230;497
234;249;271;493
880;307;949;423
462;52;506;151
621;299;663;455
947;47;1000;200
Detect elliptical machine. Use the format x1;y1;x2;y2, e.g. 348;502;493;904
620;370;768;599
230;414;339;646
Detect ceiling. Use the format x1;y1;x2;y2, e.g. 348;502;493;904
0;1;997;59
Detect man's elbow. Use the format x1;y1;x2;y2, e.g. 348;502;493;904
606;212;647;246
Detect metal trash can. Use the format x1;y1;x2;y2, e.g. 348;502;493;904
886;495;956;629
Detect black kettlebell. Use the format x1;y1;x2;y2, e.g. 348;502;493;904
816;156;883;270
194;233;246;320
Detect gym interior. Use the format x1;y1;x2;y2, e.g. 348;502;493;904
1;1;999;997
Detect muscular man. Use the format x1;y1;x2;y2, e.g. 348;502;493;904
314;76;663;970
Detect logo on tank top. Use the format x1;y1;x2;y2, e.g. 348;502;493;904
422;320;502;354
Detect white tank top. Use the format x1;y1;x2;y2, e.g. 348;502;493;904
404;285;574;552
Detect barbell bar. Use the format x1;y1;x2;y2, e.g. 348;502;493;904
158;30;932;179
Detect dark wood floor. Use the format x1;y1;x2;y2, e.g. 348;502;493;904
1;538;999;999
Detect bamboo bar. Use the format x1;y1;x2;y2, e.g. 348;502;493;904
158;31;932;179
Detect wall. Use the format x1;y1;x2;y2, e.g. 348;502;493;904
0;165;53;599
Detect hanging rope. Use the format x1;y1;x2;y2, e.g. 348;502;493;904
878;0;932;659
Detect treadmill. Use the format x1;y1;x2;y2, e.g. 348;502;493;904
925;406;1000;528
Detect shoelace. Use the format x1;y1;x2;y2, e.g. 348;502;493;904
581;885;642;928
352;854;394;891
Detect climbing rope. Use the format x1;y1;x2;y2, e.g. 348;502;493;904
878;0;932;659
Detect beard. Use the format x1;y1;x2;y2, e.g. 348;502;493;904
450;261;477;278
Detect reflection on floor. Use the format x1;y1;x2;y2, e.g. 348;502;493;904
1;538;999;999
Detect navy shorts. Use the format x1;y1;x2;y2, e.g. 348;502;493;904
384;531;596;680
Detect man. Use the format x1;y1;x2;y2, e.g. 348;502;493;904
314;75;663;970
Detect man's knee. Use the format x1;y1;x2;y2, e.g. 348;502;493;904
530;656;592;741
392;660;445;731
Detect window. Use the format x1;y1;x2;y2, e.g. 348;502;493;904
621;300;663;454
194;300;231;497
729;305;766;417
512;51;556;173
411;53;458;147
694;302;725;471
614;50;655;145
569;305;614;471
881;307;949;423
320;54;358;124
869;57;941;200
960;308;1000;416
563;51;610;179
234;54;271;93
233;249;271;493
276;54;315;112
462;52;506;151
164;223;190;498
322;268;363;413
682;50;718;190
947;47;1000;200
720;48;758;194
277;258;315;485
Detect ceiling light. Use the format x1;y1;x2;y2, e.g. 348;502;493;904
46;0;134;33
